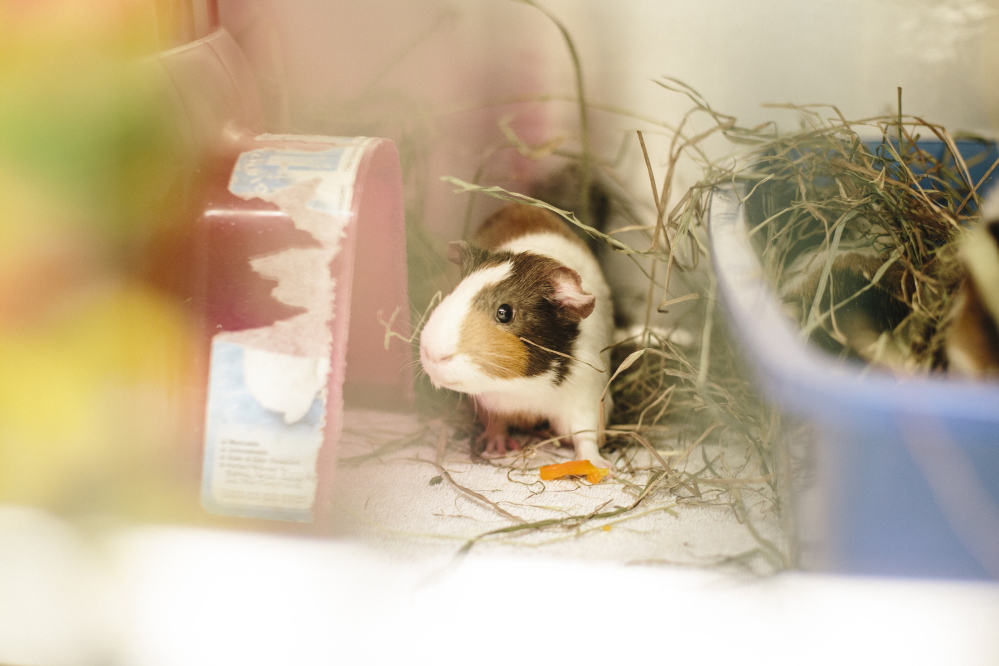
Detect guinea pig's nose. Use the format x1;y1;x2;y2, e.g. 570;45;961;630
428;351;454;364
419;343;453;365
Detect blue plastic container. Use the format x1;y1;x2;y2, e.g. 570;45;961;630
708;143;999;579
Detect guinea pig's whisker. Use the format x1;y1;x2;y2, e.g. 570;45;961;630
405;360;429;380
377;291;444;347
409;291;444;335
518;336;607;373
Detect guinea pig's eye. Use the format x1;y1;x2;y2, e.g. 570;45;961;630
495;303;514;324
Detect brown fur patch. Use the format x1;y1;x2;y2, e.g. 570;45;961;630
458;309;529;379
947;279;999;376
472;203;588;252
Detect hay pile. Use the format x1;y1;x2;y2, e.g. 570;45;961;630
702;99;998;374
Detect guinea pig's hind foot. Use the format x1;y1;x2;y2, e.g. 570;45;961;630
478;431;523;458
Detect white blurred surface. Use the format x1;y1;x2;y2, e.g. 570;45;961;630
1;506;998;666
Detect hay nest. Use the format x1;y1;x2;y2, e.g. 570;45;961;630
703;99;998;374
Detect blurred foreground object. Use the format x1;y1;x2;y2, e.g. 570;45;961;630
0;0;196;516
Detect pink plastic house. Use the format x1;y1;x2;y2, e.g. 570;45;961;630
148;12;412;530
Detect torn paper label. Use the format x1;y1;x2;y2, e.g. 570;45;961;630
202;341;324;521
243;347;329;425
201;139;371;522
228;140;372;221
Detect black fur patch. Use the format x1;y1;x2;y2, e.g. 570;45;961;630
470;252;581;384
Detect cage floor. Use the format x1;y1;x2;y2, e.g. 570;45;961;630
328;409;786;573
2;414;998;664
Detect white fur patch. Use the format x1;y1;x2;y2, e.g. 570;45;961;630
419;261;513;390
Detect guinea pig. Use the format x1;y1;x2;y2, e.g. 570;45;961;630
419;202;615;469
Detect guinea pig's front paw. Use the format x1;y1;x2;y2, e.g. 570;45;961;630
589;455;616;476
574;442;616;473
478;431;523;458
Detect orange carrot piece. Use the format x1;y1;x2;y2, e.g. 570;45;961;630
540;460;609;483
585;469;609;484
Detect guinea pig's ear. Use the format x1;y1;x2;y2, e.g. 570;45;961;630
548;266;595;322
446;241;486;274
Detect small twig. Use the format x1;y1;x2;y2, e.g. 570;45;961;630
405;458;525;523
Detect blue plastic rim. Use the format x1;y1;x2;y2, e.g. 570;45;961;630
863;138;999;214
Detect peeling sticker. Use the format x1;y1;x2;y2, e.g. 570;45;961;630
201;138;372;522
